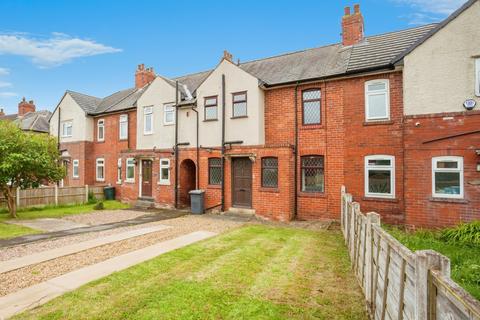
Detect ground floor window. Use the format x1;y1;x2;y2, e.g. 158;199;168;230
96;158;105;182
126;158;135;182
159;158;170;185
365;155;394;198
301;155;324;192
72;159;79;178
208;158;222;185
432;156;463;198
262;157;278;188
117;158;122;183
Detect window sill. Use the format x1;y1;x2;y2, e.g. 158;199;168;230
157;181;170;186
298;191;325;198
231;116;248;119
362;196;398;203
119;138;128;141
125;180;135;184
429;197;468;204
259;187;279;193
163;123;175;126
207;184;221;189
143;132;153;136
96;180;105;183
116;181;122;185
96;140;105;143
300;124;324;130
363;120;393;126
203;119;218;122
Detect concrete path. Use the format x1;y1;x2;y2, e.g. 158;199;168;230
6;218;88;232
0;210;186;248
0;230;217;319
0;225;171;274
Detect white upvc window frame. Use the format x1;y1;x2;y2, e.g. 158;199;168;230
143;106;153;135
475;58;480;97
72;159;79;178
119;114;128;140
159;158;171;185
163;103;175;125
97;119;105;142
364;155;395;199
61;121;73;137
432;156;464;199
126;158;135;182
96;158;105;182
117;158;122;184
365;79;390;121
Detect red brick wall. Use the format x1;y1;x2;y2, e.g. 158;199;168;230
59;141;94;187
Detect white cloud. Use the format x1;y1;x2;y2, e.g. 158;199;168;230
395;0;467;15
0;33;122;68
0;81;11;88
0;92;18;97
0;68;8;76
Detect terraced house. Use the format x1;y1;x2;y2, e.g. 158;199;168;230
50;1;480;227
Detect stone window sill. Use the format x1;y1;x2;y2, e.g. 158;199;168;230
362;196;398;203
259;187;279;193
207;184;221;189
300;124;324;130
429;197;469;204
363;120;394;126
298;192;326;198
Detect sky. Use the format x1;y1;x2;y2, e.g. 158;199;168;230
0;0;467;114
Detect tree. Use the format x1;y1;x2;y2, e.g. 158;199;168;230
0;121;65;218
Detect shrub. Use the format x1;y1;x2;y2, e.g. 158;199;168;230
440;221;480;246
93;201;104;210
88;191;97;204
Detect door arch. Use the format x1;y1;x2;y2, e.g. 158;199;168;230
179;159;196;207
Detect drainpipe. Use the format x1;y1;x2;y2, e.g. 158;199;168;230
294;81;299;219
191;106;200;189
57;106;61;151
174;81;179;209
221;74;226;212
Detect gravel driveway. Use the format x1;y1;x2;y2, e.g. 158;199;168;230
62;209;153;226
0;214;243;297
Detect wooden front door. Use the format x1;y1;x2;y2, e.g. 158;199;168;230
141;160;153;197
232;157;252;208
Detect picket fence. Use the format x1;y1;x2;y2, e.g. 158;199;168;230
341;186;480;320
0;185;105;209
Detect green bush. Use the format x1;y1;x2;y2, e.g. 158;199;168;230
440;221;480;246
93;201;104;210
87;191;97;204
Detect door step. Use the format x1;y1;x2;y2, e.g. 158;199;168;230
225;207;256;216
134;198;155;210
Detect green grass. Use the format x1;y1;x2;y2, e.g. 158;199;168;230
15;225;368;320
386;226;480;300
0;201;129;240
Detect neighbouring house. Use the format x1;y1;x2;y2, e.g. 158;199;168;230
0;98;51;133
49;1;480;227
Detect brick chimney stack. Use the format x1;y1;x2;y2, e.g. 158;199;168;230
222;50;233;62
342;4;364;46
0;108;4;116
18;97;36;116
135;64;156;89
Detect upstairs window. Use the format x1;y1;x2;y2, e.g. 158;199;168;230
159;158;170;185
365;80;390;121
96;158;105;182
475;58;480;97
61;121;72;137
262;157;278;188
365;155;394;198
144;106;153;134
72;159;79;178
204;96;218;121
208;158;222;185
164;104;175;125
232;92;247;118
301;155;324;192
119;114;128;140
432;156;463;199
97;119;105;141
302;89;321;125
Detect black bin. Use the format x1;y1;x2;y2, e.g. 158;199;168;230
103;186;116;200
189;190;205;214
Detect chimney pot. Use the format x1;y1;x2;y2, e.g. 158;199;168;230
222;50;233;62
344;6;351;16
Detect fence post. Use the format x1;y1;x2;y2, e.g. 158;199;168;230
340;186;346;234
350;202;360;260
414;250;451;320
365;212;380;310
54;184;58;205
85;185;89;203
16;188;20;207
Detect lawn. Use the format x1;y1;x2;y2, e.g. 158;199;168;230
15;225;368;320
0;200;130;239
387;226;480;300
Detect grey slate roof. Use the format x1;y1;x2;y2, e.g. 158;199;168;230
0;110;52;133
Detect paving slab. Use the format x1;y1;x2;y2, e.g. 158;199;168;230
0;230;217;319
6;218;88;232
0;224;171;274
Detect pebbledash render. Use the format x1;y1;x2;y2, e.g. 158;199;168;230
49;2;480;228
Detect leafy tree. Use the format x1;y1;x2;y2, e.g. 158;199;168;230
0;121;65;218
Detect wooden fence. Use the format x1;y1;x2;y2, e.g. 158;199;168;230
341;186;480;320
0;185;105;209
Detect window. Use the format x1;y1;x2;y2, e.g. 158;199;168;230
119;115;128;140
432;156;463;199
164;104;175;125
232;92;247;118
301;156;324;192
96;158;105;182
97;119;105;141
126;158;135;182
208;158;222;185
204;96;218;121
159;158;170;185
365;80;390;121
144;106;153;134
475;58;480;97
61;121;72;137
262;157;278;188
365;155;395;198
72;160;79;178
302;89;321;125
117;158;122;183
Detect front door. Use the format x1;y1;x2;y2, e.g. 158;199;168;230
141;160;153;197
232;157;252;208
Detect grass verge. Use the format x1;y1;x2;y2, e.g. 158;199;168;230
15;225;368;320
